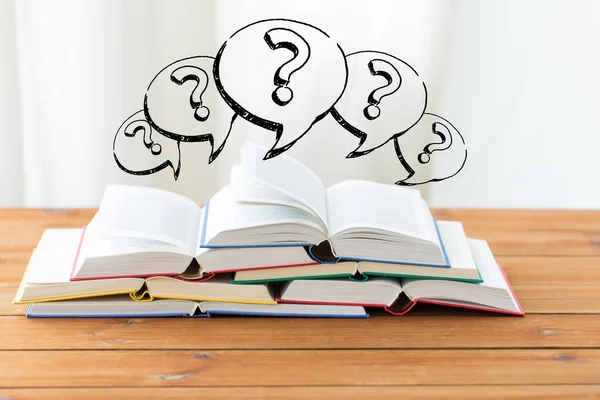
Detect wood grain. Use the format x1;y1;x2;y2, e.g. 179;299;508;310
0;314;598;350
3;386;600;400
0;349;598;387
0;209;93;253
433;209;600;256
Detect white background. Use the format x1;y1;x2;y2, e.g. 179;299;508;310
0;0;598;209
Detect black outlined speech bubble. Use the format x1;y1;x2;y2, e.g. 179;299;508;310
214;19;348;160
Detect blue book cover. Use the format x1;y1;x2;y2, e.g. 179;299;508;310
26;303;370;319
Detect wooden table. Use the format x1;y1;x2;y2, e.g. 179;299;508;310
0;209;599;399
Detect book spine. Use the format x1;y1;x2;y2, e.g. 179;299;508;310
384;300;418;316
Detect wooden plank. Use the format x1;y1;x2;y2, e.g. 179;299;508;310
0;252;32;283
1;209;599;256
0;314;598;350
500;256;600;285
433;209;600;256
2;254;600;315
0;349;599;387
3;386;600;400
0;209;94;253
514;284;600;313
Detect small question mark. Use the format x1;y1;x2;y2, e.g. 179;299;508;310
170;66;211;122
124;119;162;155
363;59;402;120
418;121;453;164
264;28;311;106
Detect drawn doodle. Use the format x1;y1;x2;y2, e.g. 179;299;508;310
394;113;467;186
331;50;427;158
113;110;182;180
214;18;348;159
144;56;236;163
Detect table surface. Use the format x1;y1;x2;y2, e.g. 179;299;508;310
0;208;599;399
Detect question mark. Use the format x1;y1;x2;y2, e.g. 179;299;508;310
363;59;402;120
418;121;453;164
170;66;211;122
264;28;311;106
124;119;162;155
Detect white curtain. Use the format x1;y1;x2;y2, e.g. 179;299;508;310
2;0;599;209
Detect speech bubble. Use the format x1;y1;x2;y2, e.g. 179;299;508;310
144;56;236;163
331;51;427;158
214;18;348;159
393;113;467;186
113;110;181;180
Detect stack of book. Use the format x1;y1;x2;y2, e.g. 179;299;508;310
13;142;523;318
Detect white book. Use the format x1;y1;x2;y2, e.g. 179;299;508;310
277;238;523;316
202;141;450;267
13;229;274;305
26;295;368;318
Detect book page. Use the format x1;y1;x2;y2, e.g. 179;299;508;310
436;221;475;270
241;142;328;225
325;180;435;241
203;185;325;244
81;236;190;258
89;185;202;253
230;163;325;226
25;229;83;284
467;239;507;289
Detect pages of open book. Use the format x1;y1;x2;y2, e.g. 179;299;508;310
401;239;500;290
400;238;521;313
90;185;203;254
241;142;328;227
202;185;326;246
24;228;83;284
435;221;477;272
467;239;509;289
229;164;326;232
325;180;439;244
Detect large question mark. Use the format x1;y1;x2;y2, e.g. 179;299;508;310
264;28;311;106
363;59;402;120
124;119;162;155
170;66;211;122
418;121;453;164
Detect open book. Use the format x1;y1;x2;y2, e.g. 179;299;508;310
26;295;368;318
234;220;481;283
202;141;450;267
13;229;274;305
277;238;524;316
70;184;316;280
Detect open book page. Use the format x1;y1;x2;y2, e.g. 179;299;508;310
401;238;521;314
203;186;326;245
89;185;202;254
80;236;190;259
325;180;437;242
241;142;328;226
467;239;508;289
230;164;326;231
436;221;476;272
25;229;83;284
